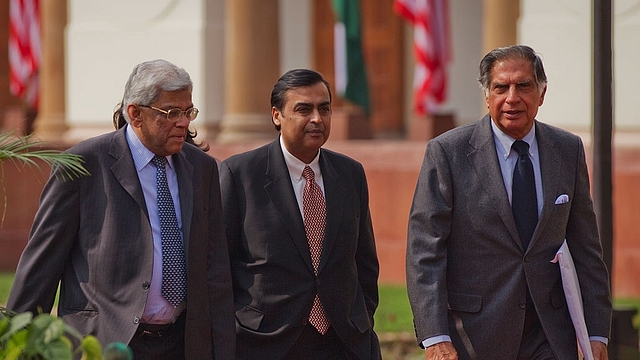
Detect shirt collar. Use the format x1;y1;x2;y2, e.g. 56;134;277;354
279;136;321;182
490;119;538;160
125;124;175;170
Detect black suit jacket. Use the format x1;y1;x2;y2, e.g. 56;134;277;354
219;138;381;360
8;126;236;359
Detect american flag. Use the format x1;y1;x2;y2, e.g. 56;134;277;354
9;0;41;109
394;0;451;116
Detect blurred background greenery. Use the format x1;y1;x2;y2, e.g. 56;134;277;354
0;273;425;358
0;272;12;304
2;272;638;359
0;273;418;332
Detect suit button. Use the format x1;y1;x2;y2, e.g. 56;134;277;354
133;317;140;324
142;282;150;290
316;278;321;285
519;301;526;309
301;318;308;326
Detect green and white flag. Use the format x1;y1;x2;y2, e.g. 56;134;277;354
332;0;370;113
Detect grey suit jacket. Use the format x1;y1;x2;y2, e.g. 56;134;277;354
406;115;612;359
219;138;381;360
8;126;235;359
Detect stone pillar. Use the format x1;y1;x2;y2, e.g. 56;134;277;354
480;0;519;113
482;0;519;54
34;0;68;142
65;0;220;142
217;0;280;142
519;0;592;130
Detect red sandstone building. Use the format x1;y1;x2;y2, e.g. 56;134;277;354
1;0;639;304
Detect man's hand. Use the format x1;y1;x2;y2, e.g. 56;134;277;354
590;340;608;360
425;342;458;360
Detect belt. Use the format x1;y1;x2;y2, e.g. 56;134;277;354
135;313;185;339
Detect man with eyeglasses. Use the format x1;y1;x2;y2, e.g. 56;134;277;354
8;59;236;359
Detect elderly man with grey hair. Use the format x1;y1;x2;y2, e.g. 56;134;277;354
406;45;612;360
8;59;235;359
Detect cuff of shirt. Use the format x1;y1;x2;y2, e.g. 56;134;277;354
420;335;607;349
590;336;608;345
421;335;452;349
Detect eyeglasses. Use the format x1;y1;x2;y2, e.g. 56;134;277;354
139;105;199;122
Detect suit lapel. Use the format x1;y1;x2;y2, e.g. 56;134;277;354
317;150;344;274
173;151;194;261
528;122;562;249
263;140;316;273
109;127;195;262
109;128;148;217
468;115;522;249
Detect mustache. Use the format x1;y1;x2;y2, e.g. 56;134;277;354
305;125;325;131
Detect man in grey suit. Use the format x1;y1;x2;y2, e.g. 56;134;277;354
406;45;612;359
8;59;235;359
220;69;381;359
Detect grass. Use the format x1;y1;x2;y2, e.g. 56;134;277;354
2;271;638;336
614;298;640;330
3;272;638;358
0;272;13;306
374;284;415;333
0;274;423;358
0;273;417;332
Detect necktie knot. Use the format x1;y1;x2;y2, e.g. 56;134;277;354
303;166;315;182
152;155;167;169
512;140;530;157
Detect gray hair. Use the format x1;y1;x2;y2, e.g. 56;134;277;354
113;59;193;127
477;45;547;96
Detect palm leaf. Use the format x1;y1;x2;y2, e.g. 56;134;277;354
0;132;89;181
0;132;90;226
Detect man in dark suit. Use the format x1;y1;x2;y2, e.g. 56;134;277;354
8;59;235;359
219;69;381;360
406;45;612;359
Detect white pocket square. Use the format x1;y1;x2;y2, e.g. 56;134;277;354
555;194;569;204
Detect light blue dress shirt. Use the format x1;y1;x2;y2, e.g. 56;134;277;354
126;124;185;324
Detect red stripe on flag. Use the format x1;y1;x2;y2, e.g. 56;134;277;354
9;0;41;109
394;0;450;116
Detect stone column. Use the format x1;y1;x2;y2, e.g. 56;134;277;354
482;0;519;54
65;0;217;142
34;0;68;142
480;0;519;113
217;0;280;142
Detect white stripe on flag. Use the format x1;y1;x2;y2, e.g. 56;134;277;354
333;22;347;96
394;0;451;116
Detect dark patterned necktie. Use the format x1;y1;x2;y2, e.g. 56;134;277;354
152;155;187;307
511;140;538;249
302;165;330;334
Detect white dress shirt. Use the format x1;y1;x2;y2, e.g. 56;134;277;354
279;136;325;216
